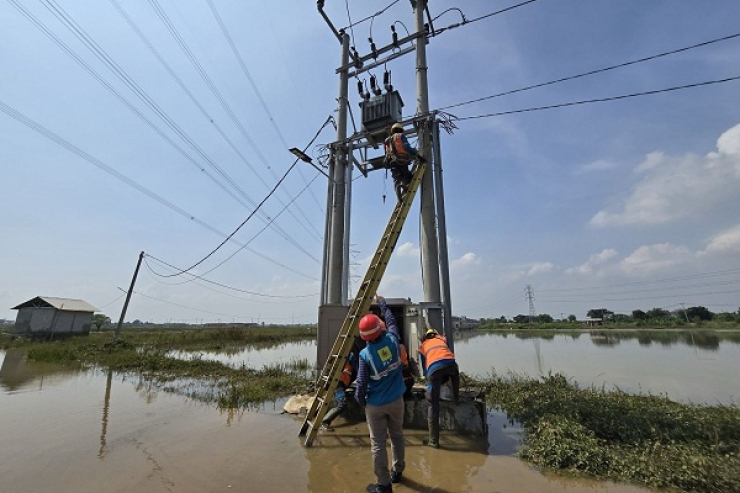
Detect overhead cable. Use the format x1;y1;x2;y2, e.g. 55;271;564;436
109;0;323;242
144;255;318;299
0;98;316;281
23;0;316;260
455;75;740;120
440;32;740;111
431;0;543;36
204;0;325;218
341;0;401;30
538;267;740;293
159;115;336;278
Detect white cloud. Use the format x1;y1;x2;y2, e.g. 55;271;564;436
527;262;554;276
452;252;481;269
566;248;618;275
701;223;740;255
501;261;554;283
717;124;740;155
396;242;419;257
590;123;740;227
618;243;693;274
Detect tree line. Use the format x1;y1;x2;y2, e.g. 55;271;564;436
483;306;740;325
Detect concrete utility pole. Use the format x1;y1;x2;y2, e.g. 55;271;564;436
415;0;443;333
116;251;144;340
325;32;350;305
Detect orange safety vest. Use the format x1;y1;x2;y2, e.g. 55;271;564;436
384;134;412;165
418;335;455;370
339;361;353;387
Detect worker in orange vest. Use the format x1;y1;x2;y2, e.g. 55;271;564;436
321;335;364;430
383;122;425;201
418;327;459;448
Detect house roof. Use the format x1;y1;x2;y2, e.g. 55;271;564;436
12;296;98;313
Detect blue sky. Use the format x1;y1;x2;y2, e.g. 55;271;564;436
2;0;740;324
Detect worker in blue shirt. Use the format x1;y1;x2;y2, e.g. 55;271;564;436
355;295;406;493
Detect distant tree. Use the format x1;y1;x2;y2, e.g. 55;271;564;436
513;314;529;324
716;311;737;322
499;316;507;323
92;314;110;331
686;306;713;321
613;313;632;323
632;309;647;320
538;313;554;323
587;308;613;320
646;308;670;320
567;314;577;322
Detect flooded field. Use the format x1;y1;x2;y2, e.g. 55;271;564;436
2;331;737;492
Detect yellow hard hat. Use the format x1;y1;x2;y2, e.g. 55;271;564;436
424;328;438;338
391;122;404;133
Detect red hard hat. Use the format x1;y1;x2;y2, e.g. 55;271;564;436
359;314;382;341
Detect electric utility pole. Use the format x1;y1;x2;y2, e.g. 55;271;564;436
323;32;350;305
415;0;444;334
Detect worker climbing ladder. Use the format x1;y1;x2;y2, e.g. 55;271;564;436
299;159;427;447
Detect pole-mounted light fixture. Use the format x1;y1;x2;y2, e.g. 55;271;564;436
289;147;313;163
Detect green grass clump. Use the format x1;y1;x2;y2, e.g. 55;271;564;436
479;373;740;493
15;329;315;408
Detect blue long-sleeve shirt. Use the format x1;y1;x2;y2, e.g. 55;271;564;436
355;300;406;407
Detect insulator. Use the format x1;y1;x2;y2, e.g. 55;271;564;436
357;80;364;97
391;25;398;47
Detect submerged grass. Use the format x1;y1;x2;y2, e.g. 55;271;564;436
478;373;740;493
2;329;314;407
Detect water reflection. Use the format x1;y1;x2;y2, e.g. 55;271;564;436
99;370;112;459
166;340;316;371
454;330;740;404
0;350;657;493
0;348;80;392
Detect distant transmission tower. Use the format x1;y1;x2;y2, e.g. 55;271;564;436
525;285;537;323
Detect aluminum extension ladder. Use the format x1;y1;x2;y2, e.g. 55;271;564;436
299;159;427;447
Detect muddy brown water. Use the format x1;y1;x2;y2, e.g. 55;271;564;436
0;347;658;493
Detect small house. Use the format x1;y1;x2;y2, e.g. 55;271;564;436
11;296;98;336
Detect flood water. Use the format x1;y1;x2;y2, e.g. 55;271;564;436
2;331;736;493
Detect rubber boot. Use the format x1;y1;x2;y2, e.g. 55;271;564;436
425;418;440;448
321;407;343;430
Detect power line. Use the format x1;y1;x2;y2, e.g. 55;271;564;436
454;75;740;120
538;267;740;293
431;0;543;36
538;288;740;304
341;0;401;30
204;0;325;218
108;0;322;243
144;255;318;300
159;115;336;278
440;32;740;111
127;289;256;320
14;0;316;261
0;98;317;281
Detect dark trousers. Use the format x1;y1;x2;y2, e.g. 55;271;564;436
424;363;460;420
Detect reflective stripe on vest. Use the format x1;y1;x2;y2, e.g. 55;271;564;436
419;336;454;368
367;337;401;381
